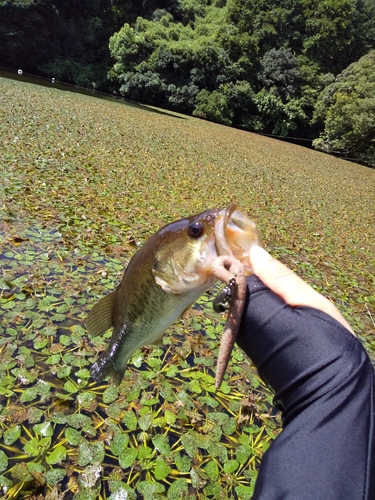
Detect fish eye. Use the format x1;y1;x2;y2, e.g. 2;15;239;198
188;221;204;238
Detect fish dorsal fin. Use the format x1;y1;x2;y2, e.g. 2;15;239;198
86;291;116;337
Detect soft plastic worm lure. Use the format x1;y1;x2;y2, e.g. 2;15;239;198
212;255;247;389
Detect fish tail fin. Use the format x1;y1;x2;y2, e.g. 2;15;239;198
91;353;124;386
87;291;116;337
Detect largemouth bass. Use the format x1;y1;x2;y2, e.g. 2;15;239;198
87;204;262;385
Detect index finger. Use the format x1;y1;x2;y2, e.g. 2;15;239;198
249;245;355;335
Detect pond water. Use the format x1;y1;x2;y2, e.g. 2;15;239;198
0;217;280;499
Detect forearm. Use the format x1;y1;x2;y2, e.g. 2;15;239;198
237;275;375;500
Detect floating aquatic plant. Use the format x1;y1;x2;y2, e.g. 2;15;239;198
0;76;374;498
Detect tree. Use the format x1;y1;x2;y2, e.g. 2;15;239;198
193;89;233;126
313;50;375;166
300;0;369;73
258;47;300;100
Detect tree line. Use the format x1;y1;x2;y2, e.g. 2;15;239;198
1;0;374;165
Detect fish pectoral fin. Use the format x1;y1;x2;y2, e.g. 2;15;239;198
86;291;116;337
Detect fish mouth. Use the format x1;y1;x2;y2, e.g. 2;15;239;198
214;204;262;273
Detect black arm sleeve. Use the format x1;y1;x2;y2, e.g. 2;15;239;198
236;275;375;500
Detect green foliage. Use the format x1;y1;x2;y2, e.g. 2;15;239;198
220;80;257;129
108;23;150;77
259;48;301;100
193;89;233;125
301;0;368;73
252;88;307;136
313;50;375;166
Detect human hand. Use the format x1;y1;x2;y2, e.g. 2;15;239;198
248;245;355;335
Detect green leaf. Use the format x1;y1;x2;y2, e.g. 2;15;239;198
33;421;53;437
57;365;72;378
0;475;13;492
65;427;82;446
154;456;171;480
27;462;46;474
152;434;171;456
190;467;206;488
0;387;14;397
35;380;51;396
64;380;78;393
0;451;8;473
75;368;91;379
45;468;66;486
138;445;153;460
175;452;191;473
107;485;136;500
119;447;138;468
47;445;67;465
110;432;129;456
235;484;254;500
60;334;73;346
122;410;138;431
181;433;199;458
223;459;239;474
46;353;61;365
78;441;105;467
138;413;152;431
77;392;96;409
27;407;44;424
236;444;252;464
137;480;165;498
3;425;21;445
103;385;119;404
24;437;51;456
164;409;176;425
205;460;219;482
20;387;38;403
167;478;189;499
188;379;202;394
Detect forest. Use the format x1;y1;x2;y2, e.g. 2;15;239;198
1;0;375;165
